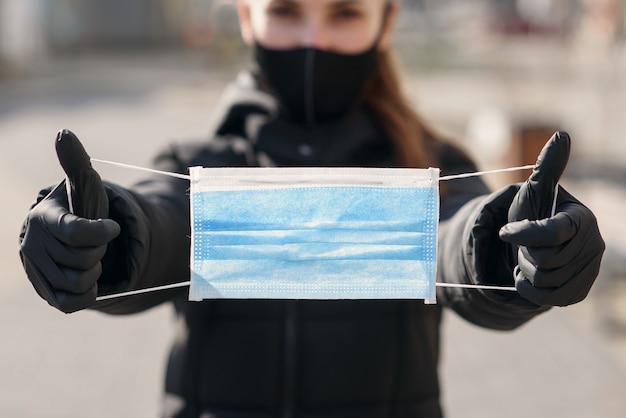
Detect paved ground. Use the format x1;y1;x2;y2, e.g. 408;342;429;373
1;48;626;417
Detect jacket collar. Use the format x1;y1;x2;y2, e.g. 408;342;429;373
209;71;396;168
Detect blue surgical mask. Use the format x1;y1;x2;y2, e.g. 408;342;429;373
189;167;440;302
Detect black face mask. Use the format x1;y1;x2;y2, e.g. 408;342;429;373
254;42;379;126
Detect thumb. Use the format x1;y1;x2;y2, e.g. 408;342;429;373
508;131;571;222
55;129;109;220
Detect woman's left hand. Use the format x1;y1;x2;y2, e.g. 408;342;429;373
499;132;605;306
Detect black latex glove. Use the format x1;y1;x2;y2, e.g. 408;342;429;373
19;130;120;313
499;131;605;306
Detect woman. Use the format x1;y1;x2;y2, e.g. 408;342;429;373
19;1;604;417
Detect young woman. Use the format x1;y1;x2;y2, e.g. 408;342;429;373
19;1;604;417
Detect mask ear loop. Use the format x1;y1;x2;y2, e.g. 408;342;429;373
90;159;191;180
551;184;559;217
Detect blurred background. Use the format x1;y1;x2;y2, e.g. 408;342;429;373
1;0;626;417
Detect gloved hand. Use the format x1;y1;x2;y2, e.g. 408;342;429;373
499;131;605;306
19;130;120;313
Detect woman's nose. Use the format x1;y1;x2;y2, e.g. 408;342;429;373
300;19;333;50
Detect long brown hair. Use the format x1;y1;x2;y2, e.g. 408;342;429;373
362;49;437;168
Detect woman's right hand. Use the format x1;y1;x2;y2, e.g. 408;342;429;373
18;130;120;313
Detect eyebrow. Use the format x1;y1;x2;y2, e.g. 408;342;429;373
329;0;363;6
270;0;363;6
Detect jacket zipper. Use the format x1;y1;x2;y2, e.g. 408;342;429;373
283;300;298;418
304;48;316;128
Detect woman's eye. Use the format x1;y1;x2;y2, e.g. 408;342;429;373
268;5;299;20
333;8;362;22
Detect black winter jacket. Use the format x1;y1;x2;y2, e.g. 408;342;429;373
92;72;550;418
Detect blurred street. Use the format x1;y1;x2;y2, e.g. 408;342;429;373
2;1;626;417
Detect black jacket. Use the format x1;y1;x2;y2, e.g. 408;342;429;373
92;72;549;418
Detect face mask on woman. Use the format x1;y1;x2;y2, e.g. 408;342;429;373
254;40;379;126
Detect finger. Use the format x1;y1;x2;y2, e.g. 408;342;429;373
22;215;117;275
33;207;120;247
33;203;120;248
53;285;98;314
514;266;558;306
499;211;576;247
528;131;570;199
508;131;571;222
514;262;599;307
519;244;576;271
23;247;102;294
55;129;109;219
22;254;59;305
50;242;109;271
520;228;604;287
54;215;120;248
55;129;93;179
51;264;102;293
22;207;118;274
517;252;569;288
22;255;98;313
21;222;107;277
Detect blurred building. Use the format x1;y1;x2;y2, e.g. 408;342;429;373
0;0;47;71
0;1;214;66
2;1;625;62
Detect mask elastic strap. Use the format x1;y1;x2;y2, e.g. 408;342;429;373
91;159;538;184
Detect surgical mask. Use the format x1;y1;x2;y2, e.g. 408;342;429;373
254;42;379;126
188;166;440;302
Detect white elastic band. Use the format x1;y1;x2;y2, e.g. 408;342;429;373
96;281;192;301
439;165;536;181
551;184;559;217
91;158;191;180
95;281;517;300
93;158;538;184
435;283;516;291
